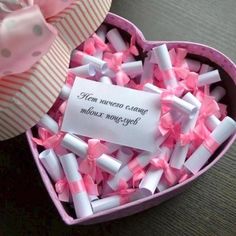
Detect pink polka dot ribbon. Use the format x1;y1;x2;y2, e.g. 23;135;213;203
0;1;73;77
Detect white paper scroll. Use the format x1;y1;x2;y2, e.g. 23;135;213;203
198;70;221;87
106;28;135;62
107;151;159;191
94;25;107;59
144;83;197;117
152;44;178;89
169;92;201;169
116;147;134;168
121;61;143;77
184;116;236;174
69;64;96;78
206;86;226;131
39;149;64;182
38;114;59;134
139;146;172;195
59;153;93;218
59;85;71;101
61;134;122;175
73;51;108;73
100;76;113;85
140;56;154;84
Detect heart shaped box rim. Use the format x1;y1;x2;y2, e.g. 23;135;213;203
26;12;236;225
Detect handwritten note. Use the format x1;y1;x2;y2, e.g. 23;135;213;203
61;78;161;152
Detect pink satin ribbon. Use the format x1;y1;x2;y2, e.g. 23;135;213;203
151;158;177;186
159;112;181;138
122;35;139;61
83;33;109;55
32;128;64;149
69;179;86;195
79;139;107;183
202;136;220;154
0;0;73;77
180;131;195;146
55;178;70;202
128;158;143;175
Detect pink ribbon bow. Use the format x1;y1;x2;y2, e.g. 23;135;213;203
122;35;139;61
132;168;146;188
32;127;64;149
159;112;181;138
179;131;196;146
151;158;177;186
0;0;73;77
55;178;70;202
103;52;130;86
79;139;108;183
55;174;99;202
83;33;109;55
198;95;220;121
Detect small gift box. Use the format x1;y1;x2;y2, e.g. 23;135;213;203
1;1;236;226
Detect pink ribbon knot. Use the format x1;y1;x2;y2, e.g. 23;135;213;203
79;139;108;183
55;178;70;202
180;131;196;146
83;33;109;55
159;112;181;138
151;158;177;186
32;128;64;149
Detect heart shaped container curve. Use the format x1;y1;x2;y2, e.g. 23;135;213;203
26;13;236;225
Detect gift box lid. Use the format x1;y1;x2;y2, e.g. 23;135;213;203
0;0;112;141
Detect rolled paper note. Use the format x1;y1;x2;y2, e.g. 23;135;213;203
69;64;96;77
152;44;178;89
120;61;143;77
185;58;201;72
169;92;201;169
210;86;226;102
184;116;236;174
99;76;113;85
144;83;162;95
144;83;197;117
107;151;159;191
139;146;172;195
140;56;154;84
59;153;93;218
103;68;116;78
38;114;59;134
89;195;99;202
72;51;108;73
59;85;71;100
94;25;107;59
39;149;64;182
205;86;225;131
106;28;135;62
157;177;169;192
205;115;221;132
199;64;213;74
198;70;221;87
91;195;127;213
116;147;134;168
61;134;122;175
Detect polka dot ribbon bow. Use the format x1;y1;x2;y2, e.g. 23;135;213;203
0;0;112;141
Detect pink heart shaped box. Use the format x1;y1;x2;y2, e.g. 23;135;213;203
26;13;236;225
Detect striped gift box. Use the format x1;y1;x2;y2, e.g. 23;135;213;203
0;0;112;141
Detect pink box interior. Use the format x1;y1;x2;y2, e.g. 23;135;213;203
26;13;236;225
